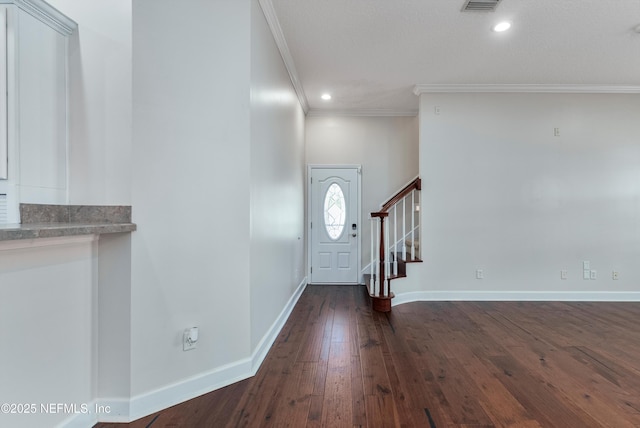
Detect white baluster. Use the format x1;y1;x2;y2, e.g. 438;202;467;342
385;214;390;296
393;204;398;276
370;219;374;295
411;190;415;260
402;196;406;261
373;219;380;296
415;191;420;259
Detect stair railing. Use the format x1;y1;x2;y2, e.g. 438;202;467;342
369;177;421;312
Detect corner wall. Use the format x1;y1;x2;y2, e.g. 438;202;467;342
411;92;640;299
130;0;306;420
131;0;252;411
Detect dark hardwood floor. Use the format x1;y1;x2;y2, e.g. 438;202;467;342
96;285;640;427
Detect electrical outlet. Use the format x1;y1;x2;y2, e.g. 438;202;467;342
590;270;597;280
560;270;568;280
183;327;198;351
612;271;619;280
476;269;484;279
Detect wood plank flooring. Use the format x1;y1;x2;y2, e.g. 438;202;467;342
95;285;640;427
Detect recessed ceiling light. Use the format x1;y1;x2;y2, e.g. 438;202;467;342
492;21;511;32
321;93;332;101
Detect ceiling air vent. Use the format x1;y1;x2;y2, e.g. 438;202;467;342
462;0;502;12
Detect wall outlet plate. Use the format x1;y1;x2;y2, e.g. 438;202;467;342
613;271;619;280
183;329;197;351
560;270;568;280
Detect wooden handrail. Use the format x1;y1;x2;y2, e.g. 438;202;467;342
370;211;389;218
380;177;421;212
369;177;421;312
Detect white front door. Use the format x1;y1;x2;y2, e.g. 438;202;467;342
309;166;360;284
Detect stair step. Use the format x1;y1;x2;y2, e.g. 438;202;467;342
363;273;371;285
392;252;423;263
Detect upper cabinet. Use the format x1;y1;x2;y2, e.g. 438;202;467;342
0;0;76;223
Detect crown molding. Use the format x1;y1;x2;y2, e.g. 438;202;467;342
258;0;309;114
0;0;77;35
308;108;418;117
413;84;640;95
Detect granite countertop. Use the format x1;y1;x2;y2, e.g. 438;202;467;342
0;204;137;242
0;222;137;241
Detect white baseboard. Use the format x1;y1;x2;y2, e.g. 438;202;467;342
56;406;98;428
58;399;131;427
251;277;307;373
128;357;253;422
91;277;308;424
393;290;640;306
95;399;130;423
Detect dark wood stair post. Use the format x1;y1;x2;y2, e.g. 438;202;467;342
370;212;393;312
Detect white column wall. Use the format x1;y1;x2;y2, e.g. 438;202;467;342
305;115;419;272
413;92;640;298
131;0;252;412
249;0;306;352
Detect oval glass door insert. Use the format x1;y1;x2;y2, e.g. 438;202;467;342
324;183;346;240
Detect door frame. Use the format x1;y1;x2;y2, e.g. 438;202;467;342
307;164;362;284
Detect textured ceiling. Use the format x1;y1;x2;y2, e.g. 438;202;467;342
269;0;640;113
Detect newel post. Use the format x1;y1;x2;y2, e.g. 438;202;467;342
371;211;392;312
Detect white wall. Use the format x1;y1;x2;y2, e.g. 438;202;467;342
413;92;640;299
0;237;96;428
249;0;306;351
131;0;256;417
305;115;419;270
47;0;132;205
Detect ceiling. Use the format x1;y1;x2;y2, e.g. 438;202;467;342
266;0;640;115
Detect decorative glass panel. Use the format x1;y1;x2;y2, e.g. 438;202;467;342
324;183;346;240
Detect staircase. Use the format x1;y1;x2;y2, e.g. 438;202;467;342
366;177;422;312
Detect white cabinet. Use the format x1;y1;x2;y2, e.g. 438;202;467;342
0;0;76;223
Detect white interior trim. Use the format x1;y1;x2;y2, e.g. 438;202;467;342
394;291;640;306
258;0;309;114
251;277;307;372
0;0;77;35
308;108;418;117
413;84;640;95
127;358;253;424
0;234;96;251
92;277;308;424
